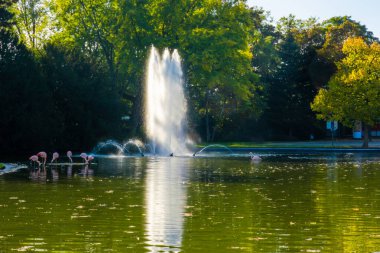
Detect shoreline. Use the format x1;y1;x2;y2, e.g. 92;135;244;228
197;139;380;150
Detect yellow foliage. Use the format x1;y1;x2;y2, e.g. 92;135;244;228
311;36;380;127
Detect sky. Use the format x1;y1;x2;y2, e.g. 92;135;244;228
247;0;380;39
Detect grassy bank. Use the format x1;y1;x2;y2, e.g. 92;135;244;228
196;140;373;149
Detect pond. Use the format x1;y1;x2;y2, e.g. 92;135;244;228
1;152;380;252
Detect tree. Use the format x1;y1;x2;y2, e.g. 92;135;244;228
0;0;61;153
311;37;380;147
313;16;379;88
255;15;323;140
182;1;261;142
50;0;119;81
12;0;50;50
319;16;378;63
39;44;125;150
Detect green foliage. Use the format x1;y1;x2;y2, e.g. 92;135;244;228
251;15;325;140
2;0;380;152
0;0;16;28
48;0;262;141
12;0;50;50
181;1;262;141
250;15;379;141
0;28;58;152
39;44;125;150
50;0;118;73
0;0;125;154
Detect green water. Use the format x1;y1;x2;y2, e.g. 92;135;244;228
1;154;380;252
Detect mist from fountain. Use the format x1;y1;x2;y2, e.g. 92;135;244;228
145;46;190;156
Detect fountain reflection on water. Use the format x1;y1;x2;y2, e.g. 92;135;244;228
145;158;188;252
3;152;380;251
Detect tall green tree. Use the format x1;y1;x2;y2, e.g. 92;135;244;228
39;44;125;150
256;15;323;139
182;0;261;141
311;37;380;147
49;0;263;142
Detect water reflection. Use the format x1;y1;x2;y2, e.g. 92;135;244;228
2;154;380;252
29;166;47;182
29;164;95;182
79;165;94;177
67;164;72;177
96;157;145;178
144;157;189;252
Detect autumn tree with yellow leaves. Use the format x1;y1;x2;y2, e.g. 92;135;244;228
311;37;380;147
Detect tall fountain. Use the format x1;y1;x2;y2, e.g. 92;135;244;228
145;46;189;156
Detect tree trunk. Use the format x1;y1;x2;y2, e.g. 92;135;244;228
362;123;369;148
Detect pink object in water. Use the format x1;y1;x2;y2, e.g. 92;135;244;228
37;151;47;165
51;152;59;163
67;151;73;163
249;152;261;161
86;155;94;164
29;155;41;167
80;153;88;163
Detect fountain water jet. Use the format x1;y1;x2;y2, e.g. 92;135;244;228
92;140;125;155
92;139;146;156
193;144;234;156
145;46;189;156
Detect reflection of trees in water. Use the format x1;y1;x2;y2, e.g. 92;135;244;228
182;159;380;252
312;161;380;252
20;157;380;252
95;157;145;179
